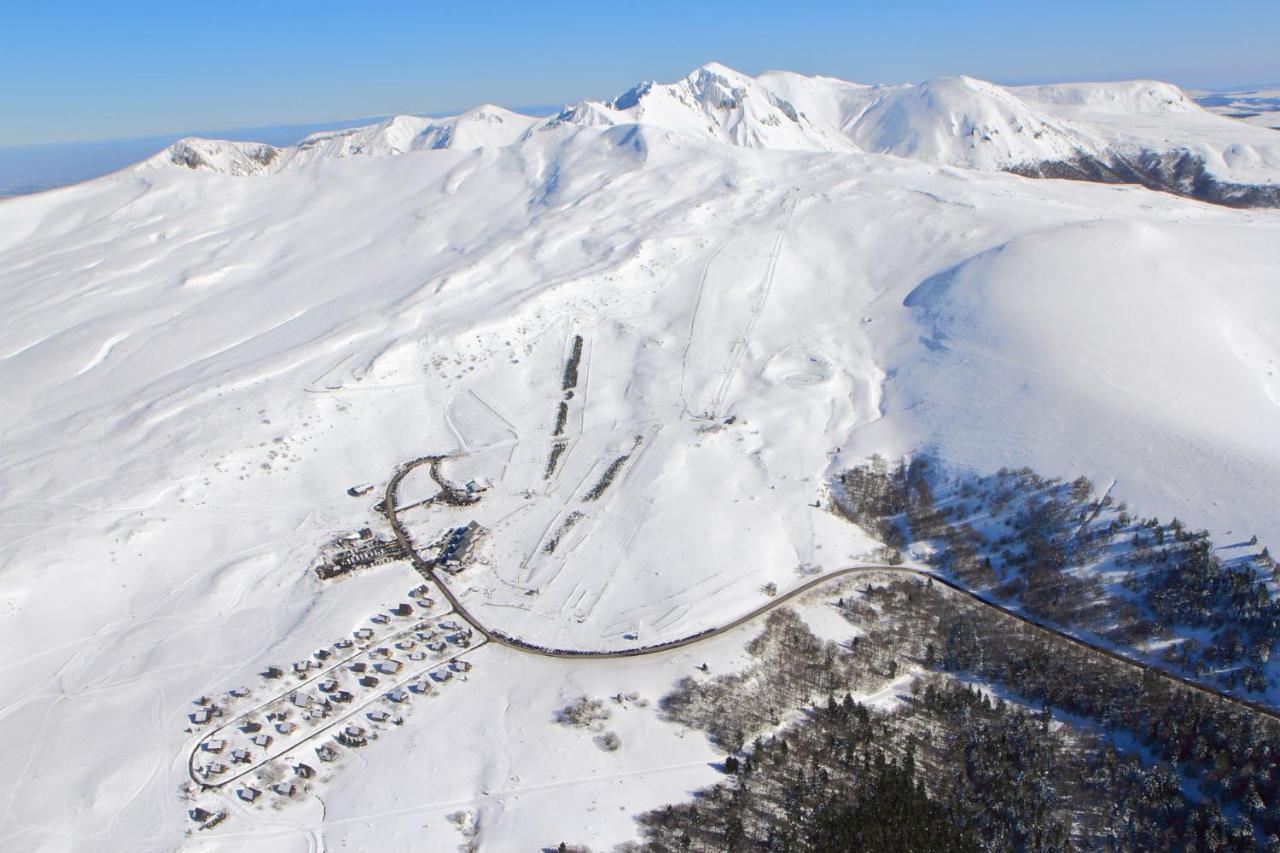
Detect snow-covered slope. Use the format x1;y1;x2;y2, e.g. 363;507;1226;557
1;63;1279;850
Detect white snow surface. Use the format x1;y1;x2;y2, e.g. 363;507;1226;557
0;62;1279;850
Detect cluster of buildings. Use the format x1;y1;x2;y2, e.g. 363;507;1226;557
190;587;478;809
315;528;409;580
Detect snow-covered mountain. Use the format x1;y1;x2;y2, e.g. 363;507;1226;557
2;62;1279;849
149;63;1280;206
153;104;539;176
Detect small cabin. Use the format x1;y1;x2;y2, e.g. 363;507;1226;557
316;744;338;762
375;660;402;675
251;733;273;748
189;807;215;823
430;669;451;683
294;762;315;779
386;689;409;703
276;721;297;735
237;787;260;803
230;748;251;764
359;675;379;688
409;650;427;662
370;614;390;625
318;678;339;692
291;693;313;708
367;709;390;723
203;738;226;753
273;782;296;797
353;628;374;641
450;659;472;673
190;708;211;725
202;762;229;777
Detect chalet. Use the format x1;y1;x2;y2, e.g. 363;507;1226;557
409;650;427;662
370;614;390;625
240;720;262;734
465;478;491;495
439;620;462;631
229;686;250;698
449;659;473;673
409;584;431;598
315;744;338;762
367;709;390;723
353;628;374;641
391;602;413;617
386;689;409;703
201;762;229;777
335;638;354;649
347;483;374;497
430;669;452;683
447;632;472;648
359;675;380;688
292;660;313;675
237;787;260;803
203;738;226;753
318;678;339;692
313;648;332;661
426;641;446;653
273;782;296;797
251;733;273;748
370;647;391;660
190;708;211;725
332;690;354;703
294;762;315;779
230;748;251;764
375;659;403;675
290;693;313;708
263;666;283;679
409;680;431;695
416;630;439;641
338;725;368;747
276;721;297;735
395;639;416;651
189;807;215;823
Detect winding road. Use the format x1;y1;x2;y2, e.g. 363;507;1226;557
385;456;1280;722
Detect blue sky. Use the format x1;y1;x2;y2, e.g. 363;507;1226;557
3;0;1279;147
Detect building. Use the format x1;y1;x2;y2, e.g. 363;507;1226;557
318;678;339;692
251;733;273;748
189;807;215;823
359;675;379;688
386;689;409;703
276;721;297;735
375;659;403;675
409;650;427;662
190;708;211;725
230;749;250;764
316;744;338;762
367;710;390;723
332;690;354;703
353;628;374;641
291;693;313;708
273;782;296;797
201;762;229;777
370;613;390;625
203;738;226;753
450;659;473;673
430;669;452;683
294;762;315;779
237;787;260;803
347;483;374;497
395;638;416;651
229;686;250;698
